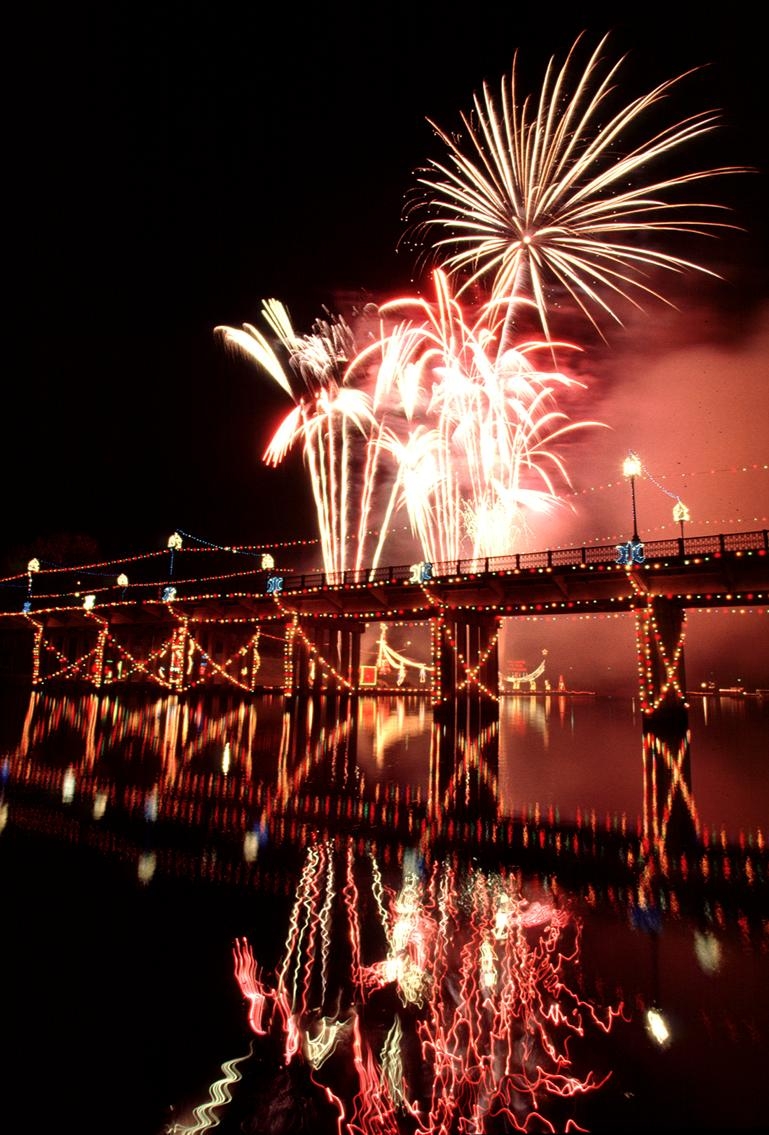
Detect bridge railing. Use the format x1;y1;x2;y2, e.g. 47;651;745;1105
2;530;766;613
289;530;767;595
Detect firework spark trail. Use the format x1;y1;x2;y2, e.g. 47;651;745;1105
216;305;375;576
404;32;748;351
217;34;745;571
368;270;604;560
218;278;602;566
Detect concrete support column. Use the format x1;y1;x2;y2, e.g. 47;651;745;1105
30;621;43;686
249;629;261;692
283;617;300;695
169;621;188;692
432;617;458;708
431;614;501;715
349;624;363;693
93;623;107;689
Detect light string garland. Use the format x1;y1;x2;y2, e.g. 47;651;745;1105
4;529;767;612
25;610;266;694
270;596;357;693
10;530;768;697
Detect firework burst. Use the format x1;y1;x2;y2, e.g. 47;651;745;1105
217;33;746;570
216;304;376;576
402;32;747;348
219;273;603;569
364;269;605;562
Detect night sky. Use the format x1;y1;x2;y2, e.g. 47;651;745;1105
5;3;768;571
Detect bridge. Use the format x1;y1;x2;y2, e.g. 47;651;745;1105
1;527;765;872
0;530;766;709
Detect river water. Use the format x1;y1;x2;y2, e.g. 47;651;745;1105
0;683;766;1135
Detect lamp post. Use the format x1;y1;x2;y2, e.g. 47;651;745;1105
25;557;40;612
167;532;182;574
622;453;642;543
673;499;689;552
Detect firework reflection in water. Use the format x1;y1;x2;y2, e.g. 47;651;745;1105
232;842;624;1133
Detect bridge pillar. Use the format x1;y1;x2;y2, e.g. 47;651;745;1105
92;620;108;688
29;620;43;685
348;624;363;693
430;613;500;717
634;596;697;851
283;617;302;695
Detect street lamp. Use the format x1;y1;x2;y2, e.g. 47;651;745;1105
167;532;182;582
24;557;40;612
673;499;690;550
622;453;642;543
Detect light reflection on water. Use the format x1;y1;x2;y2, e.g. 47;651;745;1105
0;686;767;1134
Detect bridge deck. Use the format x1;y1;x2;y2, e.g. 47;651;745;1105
2;530;766;627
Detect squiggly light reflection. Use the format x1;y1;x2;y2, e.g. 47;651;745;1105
232;844;623;1132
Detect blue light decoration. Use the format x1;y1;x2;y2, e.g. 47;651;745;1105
22;600;31;613
162;586;177;601
616;540;645;566
409;561;433;582
266;575;284;594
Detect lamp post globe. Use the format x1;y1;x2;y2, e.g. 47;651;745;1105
622;453;642;543
673;499;690;548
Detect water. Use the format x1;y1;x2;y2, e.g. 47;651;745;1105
1;683;767;1135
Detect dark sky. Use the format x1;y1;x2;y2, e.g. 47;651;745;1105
5;1;768;566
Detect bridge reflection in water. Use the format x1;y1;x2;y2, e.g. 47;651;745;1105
1;683;767;1133
3;530;767;850
5;684;748;869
